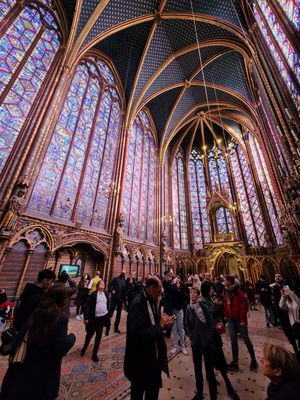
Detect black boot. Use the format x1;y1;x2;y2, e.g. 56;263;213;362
227;389;240;400
250;359;258;370
221;369;240;400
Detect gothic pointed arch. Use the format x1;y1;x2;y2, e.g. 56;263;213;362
0;0;64;178
172;148;189;250
122;108;157;243
189;148;210;249
28;52;123;231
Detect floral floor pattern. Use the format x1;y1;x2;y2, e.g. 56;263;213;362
0;306;293;400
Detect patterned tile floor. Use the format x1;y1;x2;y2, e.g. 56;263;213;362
0;307;292;400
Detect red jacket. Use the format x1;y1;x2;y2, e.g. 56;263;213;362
223;286;248;324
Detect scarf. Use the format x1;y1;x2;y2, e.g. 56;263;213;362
190;301;206;323
143;289;162;359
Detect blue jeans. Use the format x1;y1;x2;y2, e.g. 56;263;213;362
263;305;274;325
227;318;256;364
171;309;185;349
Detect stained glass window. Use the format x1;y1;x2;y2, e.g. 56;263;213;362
208;147;232;199
249;134;283;244
276;0;300;30
0;0;16;23
216;207;233;234
39;0;55;6
172;150;188;250
257;0;300;84
98;60;115;84
259;97;286;171
207;146;235;236
0;4;61;174
29;57;122;230
254;4;300;110
162;151;171;244
122;110;156;242
230;144;267;246
189;148;210;249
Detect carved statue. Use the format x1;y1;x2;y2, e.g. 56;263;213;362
0;188;27;231
281;225;289;243
161;231;168;263
292;196;300;228
115;212;125;254
190;235;196;256
264;232;271;247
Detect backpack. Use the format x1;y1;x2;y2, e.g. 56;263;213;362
0;326;19;356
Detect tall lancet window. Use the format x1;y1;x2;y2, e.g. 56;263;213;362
123;110;156;242
208;146;234;234
253;1;300;109
0;2;61;174
230;144;267;246
161;150;171;244
189;148;210;249
256;0;300;83
0;0;16;22
29;57;122;230
172;150;188;250
216;207;233;234
248;134;283;244
276;0;300;31
208;147;232;199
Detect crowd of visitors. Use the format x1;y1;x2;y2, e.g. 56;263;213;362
0;267;299;400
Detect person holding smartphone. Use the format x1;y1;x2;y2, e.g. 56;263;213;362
271;273;298;353
279;286;300;357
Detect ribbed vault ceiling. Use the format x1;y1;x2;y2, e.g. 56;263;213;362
60;0;258;159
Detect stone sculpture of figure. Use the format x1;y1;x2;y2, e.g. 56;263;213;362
264;232;271;247
282;226;289;242
291;194;300;230
0;189;26;231
190;235;196;256
161;231;168;263
115;212;125;254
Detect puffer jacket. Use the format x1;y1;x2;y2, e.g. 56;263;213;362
223;284;248;324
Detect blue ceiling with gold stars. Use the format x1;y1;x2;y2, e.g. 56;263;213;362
61;0;253;147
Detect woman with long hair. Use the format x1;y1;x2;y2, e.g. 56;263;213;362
0;285;76;400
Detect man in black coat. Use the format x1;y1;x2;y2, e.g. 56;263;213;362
13;269;56;330
124;277;174;400
109;270;126;333
255;274;274;327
